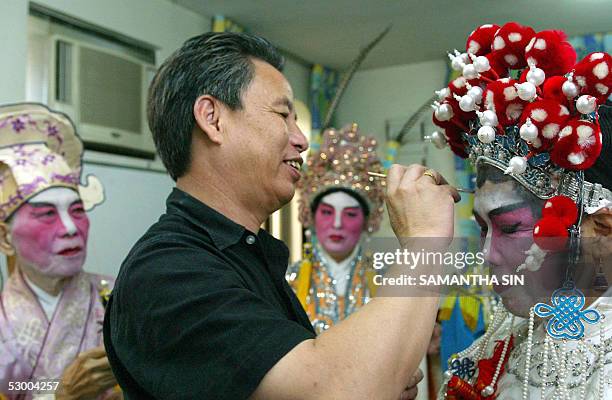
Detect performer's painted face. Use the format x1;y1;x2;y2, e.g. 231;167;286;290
474;165;563;316
314;191;365;262
10;187;89;277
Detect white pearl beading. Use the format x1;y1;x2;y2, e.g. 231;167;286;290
578;340;587;400
443;307;508;387
540;335;550;400
522;307;535;399
483;315;516;397
600;315;606;400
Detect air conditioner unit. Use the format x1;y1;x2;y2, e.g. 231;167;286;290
27;17;157;159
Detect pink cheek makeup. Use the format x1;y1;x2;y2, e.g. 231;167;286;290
11;207;58;268
338;210;365;244
314;206;365;254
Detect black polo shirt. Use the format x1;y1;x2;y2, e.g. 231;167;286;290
104;188;316;400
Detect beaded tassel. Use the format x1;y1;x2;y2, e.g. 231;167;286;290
522;307;535;400
599;315;606;400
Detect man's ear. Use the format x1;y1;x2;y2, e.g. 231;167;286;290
0;222;15;256
193;95;224;145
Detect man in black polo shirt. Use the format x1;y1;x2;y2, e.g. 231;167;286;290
104;32;459;399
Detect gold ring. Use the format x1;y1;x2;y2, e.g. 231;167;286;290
423;169;439;185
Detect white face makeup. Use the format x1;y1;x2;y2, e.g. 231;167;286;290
320;191;361;228
28;188;81;234
473;175;560;317
314;191;366;263
473;180;525;258
9;186;90;278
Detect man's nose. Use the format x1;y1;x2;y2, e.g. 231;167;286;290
290;121;309;153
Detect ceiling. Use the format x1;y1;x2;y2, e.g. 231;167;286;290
172;0;612;70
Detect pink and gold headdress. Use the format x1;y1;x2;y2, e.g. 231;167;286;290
298;123;385;233
0;103;104;221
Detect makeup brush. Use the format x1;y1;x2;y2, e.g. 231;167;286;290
367;171;475;193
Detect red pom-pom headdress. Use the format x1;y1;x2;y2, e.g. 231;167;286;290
431;21;612;250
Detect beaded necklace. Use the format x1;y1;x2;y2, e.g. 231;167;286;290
441;305;610;399
308;244;368;334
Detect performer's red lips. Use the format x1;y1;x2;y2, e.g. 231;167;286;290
57;246;82;256
329;234;344;242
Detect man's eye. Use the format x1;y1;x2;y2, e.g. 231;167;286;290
321;209;333;215
278;112;289;119
346;212;358;217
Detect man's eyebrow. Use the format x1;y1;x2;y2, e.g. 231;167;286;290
272;96;294;111
489;201;530;217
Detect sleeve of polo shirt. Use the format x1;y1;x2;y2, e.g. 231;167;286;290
113;243;315;400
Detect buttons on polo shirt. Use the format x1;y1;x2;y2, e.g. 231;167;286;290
246;235;256;245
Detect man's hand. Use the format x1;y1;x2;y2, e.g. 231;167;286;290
56;346;118;400
399;368;423;400
386;164;460;245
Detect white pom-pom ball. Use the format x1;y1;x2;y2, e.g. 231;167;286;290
429;131;448;149
459;95;477;112
435;88;450;101
515;82;537;101
478;109;499;127
467;86;484;104
505;156;528;174
451;56;464;71
449;51;465;71
562;79;579;99
576;95;597;115
477;125;496;143
526;66;546;86
434;103;454;121
519;118;539;141
462;64;478;80
473;56;491;73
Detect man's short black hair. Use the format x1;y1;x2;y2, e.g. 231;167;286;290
147;32;284;180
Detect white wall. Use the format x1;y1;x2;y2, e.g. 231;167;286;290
82;162;174;277
334;60;455;237
0;1;29;105
335;59;447;138
283;54;311;105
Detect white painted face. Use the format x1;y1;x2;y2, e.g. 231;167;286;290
29;188;81;234
9;187;90;278
473;180;527;260
321;191;361;228
473;175;566;317
314;191;366;262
